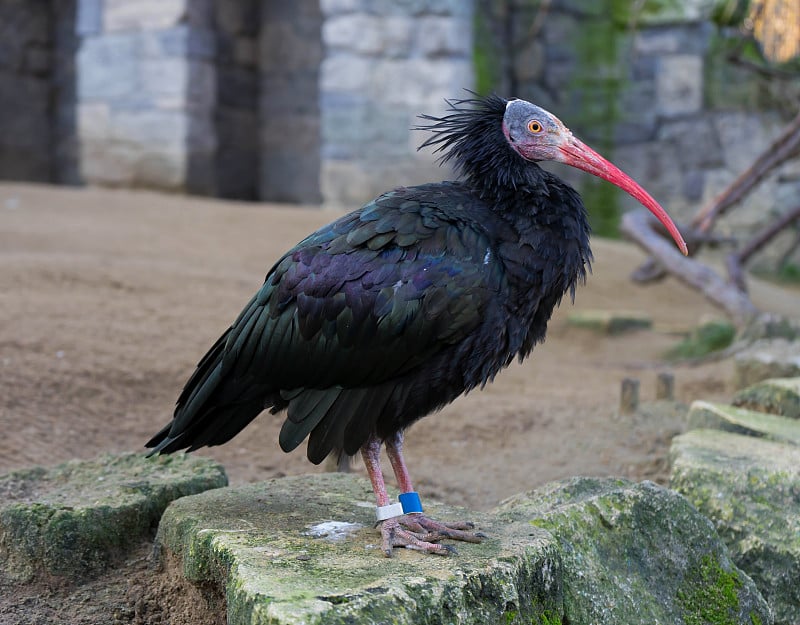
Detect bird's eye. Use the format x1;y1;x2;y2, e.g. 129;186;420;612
527;120;543;134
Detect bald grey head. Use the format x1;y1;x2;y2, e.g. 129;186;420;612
502;98;573;163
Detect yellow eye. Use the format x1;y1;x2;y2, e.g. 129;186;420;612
527;120;543;133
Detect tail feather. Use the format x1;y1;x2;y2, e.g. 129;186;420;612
278;388;342;453
175;332;228;410
148;316;407;463
185;399;265;451
307;389;369;464
146;324;271;455
144;422;174;453
341;384;394;456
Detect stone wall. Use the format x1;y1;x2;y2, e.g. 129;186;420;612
478;0;800;266
318;0;474;206
70;0;472;205
1;0;797;266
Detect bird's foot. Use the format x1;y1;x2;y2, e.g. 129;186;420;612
378;515;485;557
400;513;486;544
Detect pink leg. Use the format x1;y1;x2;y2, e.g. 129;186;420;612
384;431;484;544
361;437;391;506
384;430;414;492
360;435;453;556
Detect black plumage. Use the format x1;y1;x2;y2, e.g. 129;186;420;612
147;95;589;462
147;94;685;555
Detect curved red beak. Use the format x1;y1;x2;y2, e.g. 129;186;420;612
557;136;688;255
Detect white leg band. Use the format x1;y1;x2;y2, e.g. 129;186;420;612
375;502;404;521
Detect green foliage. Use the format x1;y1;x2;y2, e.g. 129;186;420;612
704;11;800;114
666;320;736;360
753;262;800;286
777;263;800;283
710;0;751;27
567;0;630;238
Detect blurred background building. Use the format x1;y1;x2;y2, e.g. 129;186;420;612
0;0;798;244
0;0;472;206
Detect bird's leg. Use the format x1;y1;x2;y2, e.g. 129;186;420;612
384;431;484;544
360;436;453;556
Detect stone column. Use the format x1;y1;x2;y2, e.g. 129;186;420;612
75;0;217;192
213;0;259;200
258;0;323;204
0;0;54;182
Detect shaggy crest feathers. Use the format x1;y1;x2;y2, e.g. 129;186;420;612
415;93;543;197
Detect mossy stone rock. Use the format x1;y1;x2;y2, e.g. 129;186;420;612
739;315;800;343
155;473;563;625
157;473;770;625
497;477;770;625
687;400;800;445
732;377;800;420
734;339;800;389
671;429;800;624
566;309;652;334
0;453;227;582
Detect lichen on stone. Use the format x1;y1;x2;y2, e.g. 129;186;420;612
0;453;227;582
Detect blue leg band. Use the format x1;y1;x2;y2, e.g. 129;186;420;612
399;491;423;514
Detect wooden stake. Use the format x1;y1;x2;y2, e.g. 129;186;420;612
620;378;640;415
656;372;675;401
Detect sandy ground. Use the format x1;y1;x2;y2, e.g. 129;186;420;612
1;181;798;622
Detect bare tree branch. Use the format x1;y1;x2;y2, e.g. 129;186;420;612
726;204;800;291
621;209;759;325
693;111;800;232
632;111;800;285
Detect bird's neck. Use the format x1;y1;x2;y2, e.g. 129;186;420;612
486;169;593;301
482;172;593;361
462;144;551;204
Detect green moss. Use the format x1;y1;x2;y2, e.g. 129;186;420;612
613;0;704;24
753;262;800;286
472;0;509;96
534;609;563;624
582;179;622;237
776;263;800;284
567;1;631;238
473;8;500;96
677;554;743;625
666;320;736;360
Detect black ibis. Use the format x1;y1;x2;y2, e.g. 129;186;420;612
146;94;686;556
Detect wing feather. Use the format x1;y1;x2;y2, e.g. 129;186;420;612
149;183;508;459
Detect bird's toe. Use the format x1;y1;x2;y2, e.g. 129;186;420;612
378;518;456;557
400;514;485;544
